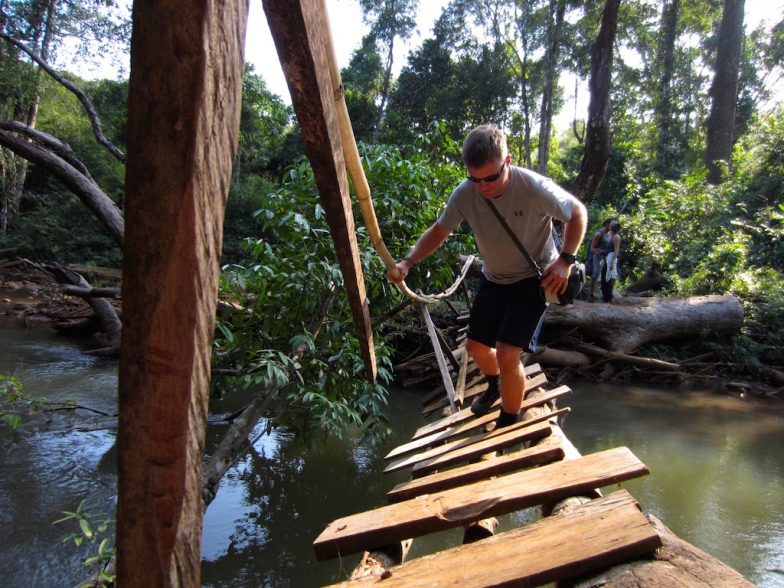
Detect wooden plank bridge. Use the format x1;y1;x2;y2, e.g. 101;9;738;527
310;303;756;586
312;351;663;587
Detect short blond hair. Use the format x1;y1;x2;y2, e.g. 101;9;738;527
462;124;507;168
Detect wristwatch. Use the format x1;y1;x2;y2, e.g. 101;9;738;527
559;252;576;264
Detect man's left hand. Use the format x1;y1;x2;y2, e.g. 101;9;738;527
541;257;572;296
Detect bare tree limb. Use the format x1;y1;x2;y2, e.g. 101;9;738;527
0;32;126;163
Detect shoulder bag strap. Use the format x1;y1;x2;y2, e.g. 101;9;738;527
482;197;542;277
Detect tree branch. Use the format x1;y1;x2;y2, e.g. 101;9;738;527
0;129;124;245
0;32;126;163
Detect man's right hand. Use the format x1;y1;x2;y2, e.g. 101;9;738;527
389;259;413;284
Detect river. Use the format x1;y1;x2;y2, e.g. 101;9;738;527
1;326;783;587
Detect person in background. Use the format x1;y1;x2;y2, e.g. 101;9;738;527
389;124;587;429
601;220;621;302
586;218;612;302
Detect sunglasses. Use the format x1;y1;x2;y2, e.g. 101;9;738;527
468;161;506;184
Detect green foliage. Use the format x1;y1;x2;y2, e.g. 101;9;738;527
612;108;784;365
53;500;115;587
235;67;294;179
0;374;26;430
216;159;396;443
214;132;476;444
4;189;122;265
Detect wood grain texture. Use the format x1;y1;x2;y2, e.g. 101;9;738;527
117;1;248;585
324;491;661;586
314;447;650;560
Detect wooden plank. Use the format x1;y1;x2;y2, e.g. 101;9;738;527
118;1;247;584
422;371;548;416
386;401;569;461
264;0;376;381
387;443;565;503
384;417;556;475
453;349;469;408
410;418;561;478
324;490;662;586
417;302;457;412
313;448;650;560
413;384;571;440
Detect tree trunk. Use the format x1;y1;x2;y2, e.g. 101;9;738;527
570;0;620;202
513;1;533;168
705;0;745;184
116;1;247;586
654;0;680;177
536;0;566;175
0;127;124;245
545;295;743;353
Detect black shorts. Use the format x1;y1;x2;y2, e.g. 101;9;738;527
467;275;548;352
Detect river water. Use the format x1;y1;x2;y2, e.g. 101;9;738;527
1;326;783;587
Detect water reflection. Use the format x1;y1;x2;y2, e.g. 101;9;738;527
562;384;784;587
2;327;783;587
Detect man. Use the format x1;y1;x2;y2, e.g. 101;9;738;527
390;124;587;429
587;218;613;302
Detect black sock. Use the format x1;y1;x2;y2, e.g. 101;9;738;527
486;374;499;394
496;409;519;428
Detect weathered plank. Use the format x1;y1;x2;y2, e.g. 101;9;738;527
384;418;557;475
386;400;568;462
313;447;649;560
324;490;661;587
387;443;565;503
264;0;376;381
572;514;755;588
410;417;561;478
413;384;571;440
117;1;247;584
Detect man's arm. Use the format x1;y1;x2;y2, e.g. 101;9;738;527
541;200;588;295
389;222;451;284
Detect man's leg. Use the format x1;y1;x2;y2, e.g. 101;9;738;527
465;338;501;415
495;341;525;413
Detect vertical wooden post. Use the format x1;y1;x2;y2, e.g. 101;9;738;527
116;1;248;585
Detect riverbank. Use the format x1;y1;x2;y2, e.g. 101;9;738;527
2;258;782;400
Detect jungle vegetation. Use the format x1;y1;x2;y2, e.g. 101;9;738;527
1;0;782;447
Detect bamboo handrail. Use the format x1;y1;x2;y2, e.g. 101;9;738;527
317;0;473;304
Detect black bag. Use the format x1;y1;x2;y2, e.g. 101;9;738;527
483;198;584;306
543;261;584;305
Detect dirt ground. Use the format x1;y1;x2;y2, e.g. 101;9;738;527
0;259;118;329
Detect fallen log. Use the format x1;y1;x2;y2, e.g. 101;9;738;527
546;295;743;353
571;515;755;587
458;256;744;353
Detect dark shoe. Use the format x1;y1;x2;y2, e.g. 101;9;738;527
495;409;520;429
470;387;500;415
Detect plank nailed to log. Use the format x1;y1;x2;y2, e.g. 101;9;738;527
324;490;661;587
313;447;650;560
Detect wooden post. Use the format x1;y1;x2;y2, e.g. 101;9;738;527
263;0;376;382
116;1;248;585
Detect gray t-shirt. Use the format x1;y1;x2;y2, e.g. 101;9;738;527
438;166;578;284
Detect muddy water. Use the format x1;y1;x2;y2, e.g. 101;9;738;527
1;326;783;587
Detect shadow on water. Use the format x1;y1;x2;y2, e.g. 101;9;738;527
1;326;783;587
